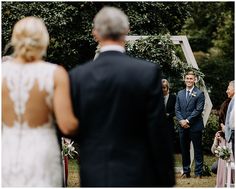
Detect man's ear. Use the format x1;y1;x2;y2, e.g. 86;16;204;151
92;29;99;42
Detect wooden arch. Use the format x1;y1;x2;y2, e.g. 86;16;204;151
125;35;213;126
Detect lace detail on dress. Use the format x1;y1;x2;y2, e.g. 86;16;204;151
2;61;57;127
2;61;63;187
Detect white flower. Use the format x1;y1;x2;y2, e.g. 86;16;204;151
62;138;78;159
217;146;222;150
219;152;224;156
214;145;231;160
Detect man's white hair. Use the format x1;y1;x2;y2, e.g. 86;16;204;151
93;7;129;40
229;80;235;89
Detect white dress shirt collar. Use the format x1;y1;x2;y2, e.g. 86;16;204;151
186;86;194;94
100;45;125;53
164;94;169;107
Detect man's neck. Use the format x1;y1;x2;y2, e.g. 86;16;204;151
163;92;169;97
186;86;194;91
99;40;125;48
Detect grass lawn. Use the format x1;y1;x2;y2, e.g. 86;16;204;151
67;154;217;187
67;159;80;187
175;153;217;187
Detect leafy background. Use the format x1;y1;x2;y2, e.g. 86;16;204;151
2;1;234;109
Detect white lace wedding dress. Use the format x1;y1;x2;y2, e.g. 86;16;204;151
2;61;63;187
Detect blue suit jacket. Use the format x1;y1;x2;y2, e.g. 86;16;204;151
175;86;205;132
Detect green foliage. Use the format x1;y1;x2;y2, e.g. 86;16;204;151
202;113;219;153
199;57;234;108
126;35;179;70
202;163;212;176
181;2;234;108
121;2;191;35
126;35;183;93
2;1;190;70
181;3;219;52
2;2;84;70
181;2;234;59
126;35;205;94
2;2;233;109
212;9;234;59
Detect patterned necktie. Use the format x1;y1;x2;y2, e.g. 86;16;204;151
186;90;190;101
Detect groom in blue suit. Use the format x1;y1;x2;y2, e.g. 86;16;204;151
175;71;205;178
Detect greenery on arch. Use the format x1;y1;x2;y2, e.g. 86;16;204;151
126;34;205;93
2;1;191;70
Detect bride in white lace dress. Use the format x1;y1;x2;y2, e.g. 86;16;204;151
2;17;78;187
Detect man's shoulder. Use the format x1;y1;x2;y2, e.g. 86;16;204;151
99;52;160;73
69;60;93;75
169;93;176;99
122;55;161;74
177;89;185;95
193;86;204;94
129;55;159;67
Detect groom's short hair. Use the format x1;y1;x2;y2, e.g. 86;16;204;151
185;70;196;77
93;7;129;40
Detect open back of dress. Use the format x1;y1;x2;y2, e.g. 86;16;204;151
2;60;63;187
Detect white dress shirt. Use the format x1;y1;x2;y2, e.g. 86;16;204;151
186;86;194;98
164;94;169;107
100;45;125;53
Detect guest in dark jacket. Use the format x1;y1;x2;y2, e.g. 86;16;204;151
162;79;176;138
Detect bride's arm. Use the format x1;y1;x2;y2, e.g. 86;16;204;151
53;66;79;135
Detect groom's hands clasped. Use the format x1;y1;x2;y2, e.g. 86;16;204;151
179;119;190;129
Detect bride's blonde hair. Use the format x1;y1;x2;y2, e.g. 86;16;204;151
11;16;49;62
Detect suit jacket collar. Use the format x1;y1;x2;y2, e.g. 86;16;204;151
95;50;125;60
185;86;198;106
100;45;125;53
185;86;194;94
184;86;197;94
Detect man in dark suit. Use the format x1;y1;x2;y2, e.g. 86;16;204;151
69;6;175;187
175;71;205;179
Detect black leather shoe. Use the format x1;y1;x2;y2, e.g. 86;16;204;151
181;173;191;178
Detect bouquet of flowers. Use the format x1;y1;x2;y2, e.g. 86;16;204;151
62;138;78;159
214;145;232;161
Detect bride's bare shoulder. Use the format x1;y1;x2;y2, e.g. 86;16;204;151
53;64;69;84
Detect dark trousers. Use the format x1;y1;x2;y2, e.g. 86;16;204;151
179;129;203;176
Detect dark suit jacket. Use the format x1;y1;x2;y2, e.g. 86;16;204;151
175;86;205;132
165;94;176;126
69;51;175;187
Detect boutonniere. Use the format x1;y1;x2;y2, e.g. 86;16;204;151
191;92;197;97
